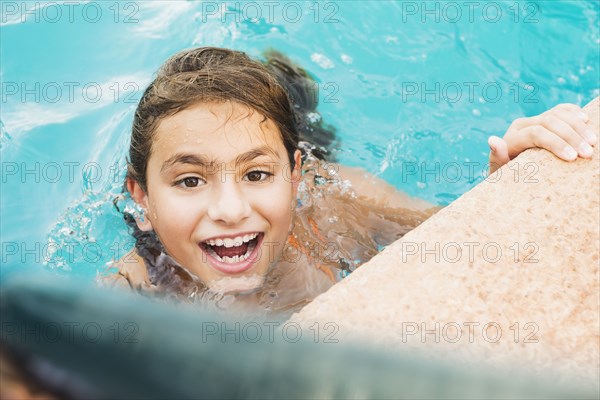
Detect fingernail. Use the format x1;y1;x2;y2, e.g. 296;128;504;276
578;112;589;122
579;142;593;158
563;147;578;160
584;129;598;144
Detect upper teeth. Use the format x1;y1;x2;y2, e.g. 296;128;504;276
205;233;258;247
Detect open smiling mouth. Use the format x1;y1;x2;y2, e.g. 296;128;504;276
199;232;264;274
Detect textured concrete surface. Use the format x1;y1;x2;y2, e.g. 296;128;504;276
289;97;600;385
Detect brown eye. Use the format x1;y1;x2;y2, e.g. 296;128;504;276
176;176;202;188
174;176;205;189
245;171;271;182
182;177;200;187
247;171;262;182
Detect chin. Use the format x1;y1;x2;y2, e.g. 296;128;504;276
207;274;266;295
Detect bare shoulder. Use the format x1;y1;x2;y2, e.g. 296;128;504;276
335;164;440;213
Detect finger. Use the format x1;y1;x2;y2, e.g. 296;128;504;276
553;103;589;122
553;108;598;145
538;114;594;158
488;136;510;174
521;125;580;161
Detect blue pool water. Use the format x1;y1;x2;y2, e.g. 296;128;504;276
1;0;599;281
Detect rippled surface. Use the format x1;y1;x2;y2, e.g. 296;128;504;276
1;1;599;283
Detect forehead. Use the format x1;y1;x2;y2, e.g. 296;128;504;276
151;101;285;161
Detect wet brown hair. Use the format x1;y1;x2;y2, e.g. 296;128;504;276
128;47;302;192
119;47;338;297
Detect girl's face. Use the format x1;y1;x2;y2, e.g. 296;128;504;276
129;101;301;294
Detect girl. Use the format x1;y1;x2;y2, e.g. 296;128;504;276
104;47;596;317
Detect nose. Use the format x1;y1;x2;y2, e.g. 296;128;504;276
207;181;251;225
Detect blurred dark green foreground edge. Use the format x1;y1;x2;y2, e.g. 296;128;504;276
0;273;597;399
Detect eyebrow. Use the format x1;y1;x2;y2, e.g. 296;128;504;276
160;145;281;175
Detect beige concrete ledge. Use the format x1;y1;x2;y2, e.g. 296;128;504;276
289;97;600;384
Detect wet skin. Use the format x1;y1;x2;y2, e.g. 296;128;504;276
129;101;302;294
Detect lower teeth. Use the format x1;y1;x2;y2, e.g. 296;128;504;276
221;255;243;263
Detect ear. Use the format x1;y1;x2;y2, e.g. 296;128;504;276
291;150;302;198
126;177;154;232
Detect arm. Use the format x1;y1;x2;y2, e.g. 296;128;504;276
335;164;443;226
488;103;596;173
312;103;595;227
337;165;439;210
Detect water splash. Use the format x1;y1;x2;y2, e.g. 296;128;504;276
292;142;416;280
38;90;435;313
97;140;423;319
44;146;132;275
43;189;130;272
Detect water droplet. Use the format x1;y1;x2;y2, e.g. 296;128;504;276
310;53;334;69
314;175;327;186
306;112;321;123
